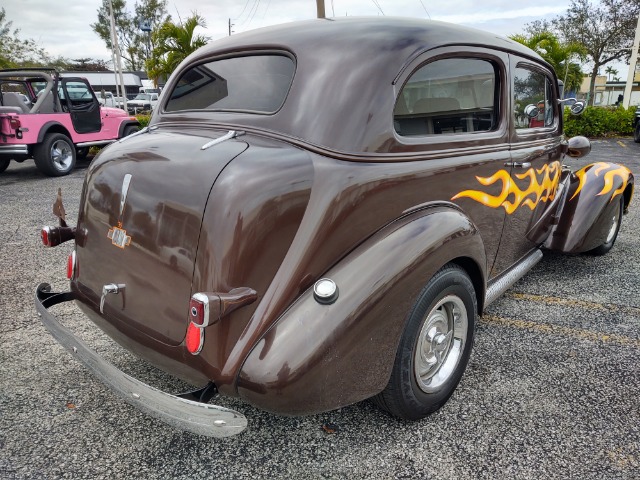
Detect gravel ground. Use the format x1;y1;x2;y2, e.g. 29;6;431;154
1;139;638;479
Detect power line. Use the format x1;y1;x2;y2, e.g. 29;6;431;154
371;0;384;16
418;0;431;19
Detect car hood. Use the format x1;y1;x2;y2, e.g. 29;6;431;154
73;128;248;345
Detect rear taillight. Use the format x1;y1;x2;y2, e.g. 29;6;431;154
186;293;212;355
9;117;21;129
189;293;210;326
41;226;76;247
185;322;204;355
67;251;76;279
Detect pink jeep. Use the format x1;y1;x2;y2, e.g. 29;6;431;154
0;69;140;176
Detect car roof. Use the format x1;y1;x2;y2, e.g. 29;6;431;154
160;17;549;155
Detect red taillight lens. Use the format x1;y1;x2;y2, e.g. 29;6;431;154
67;251;76;279
41;227;50;246
189;294;208;326
41;226;76;247
185;322;204;355
9;117;21;129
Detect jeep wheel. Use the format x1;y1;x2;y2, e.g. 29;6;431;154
76;147;90;161
0;158;9;173
123;125;139;137
373;264;476;420
587;196;624;256
34;133;76;176
634;122;640;143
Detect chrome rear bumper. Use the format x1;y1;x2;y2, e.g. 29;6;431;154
0;144;28;155
35;283;247;438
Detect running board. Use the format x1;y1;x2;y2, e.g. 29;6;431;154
485;249;543;306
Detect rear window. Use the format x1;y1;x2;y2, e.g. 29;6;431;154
394;57;498;136
165;54;295;113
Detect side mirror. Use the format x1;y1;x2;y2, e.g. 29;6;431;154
558;98;586;115
569;101;586;115
524;104;540;119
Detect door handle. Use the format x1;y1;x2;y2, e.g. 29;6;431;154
504;161;532;169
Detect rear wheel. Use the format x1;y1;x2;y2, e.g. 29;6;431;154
587;196;624;256
634;121;640;143
0;158;9;173
373;264;476;420
122;124;139;138
34;133;76;176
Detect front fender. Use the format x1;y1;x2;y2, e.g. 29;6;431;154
237;205;486;415
545;162;634;253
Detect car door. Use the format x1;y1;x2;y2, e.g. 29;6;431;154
392;47;511;277
60;78;101;134
490;58;564;275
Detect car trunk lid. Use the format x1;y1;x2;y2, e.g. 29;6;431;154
74;128;248;346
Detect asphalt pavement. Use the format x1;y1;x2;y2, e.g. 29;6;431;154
1;139;638;479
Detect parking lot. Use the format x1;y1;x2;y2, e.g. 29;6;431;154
0;138;638;479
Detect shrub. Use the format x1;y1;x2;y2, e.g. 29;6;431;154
136;113;151;128
563;106;635;138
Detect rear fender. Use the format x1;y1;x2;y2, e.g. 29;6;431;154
545;162;634;253
237;205;486;415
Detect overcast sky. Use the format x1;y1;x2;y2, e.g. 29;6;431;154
4;0;629;78
4;0;573;60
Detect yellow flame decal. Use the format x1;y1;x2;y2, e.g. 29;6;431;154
452;162;561;214
569;162;631;201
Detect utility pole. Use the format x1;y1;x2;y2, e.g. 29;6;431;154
109;0;127;112
316;0;325;19
228;18;234;36
623;12;640;108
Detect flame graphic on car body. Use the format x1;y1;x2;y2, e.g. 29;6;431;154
570;162;631;202
452;161;561;214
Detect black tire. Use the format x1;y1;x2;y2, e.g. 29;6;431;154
33;133;76;176
122;125;139;137
0;158;10;173
373;264;477;420
587;196;624;256
75;147;90;161
634;121;640;143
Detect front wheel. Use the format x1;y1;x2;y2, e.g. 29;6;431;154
587;196;624;256
634;121;640;143
75;147;90;161
0;158;10;173
33;133;76;176
373;263;477;420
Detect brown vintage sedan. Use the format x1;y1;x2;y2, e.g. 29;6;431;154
37;17;634;437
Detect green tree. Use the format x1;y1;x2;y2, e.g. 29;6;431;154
146;13;209;85
604;66;618;81
552;0;640;105
0;7;54;68
92;0;169;71
510;31;586;94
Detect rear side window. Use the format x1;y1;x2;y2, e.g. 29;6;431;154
165;54;294;113
513;67;555;129
394;58;498;136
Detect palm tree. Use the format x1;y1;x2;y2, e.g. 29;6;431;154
146;13;209;86
604;66;618;82
510;31;586;94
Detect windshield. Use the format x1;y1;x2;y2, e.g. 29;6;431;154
133;93;151;101
165;54;295;113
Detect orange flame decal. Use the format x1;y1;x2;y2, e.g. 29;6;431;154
452;162;561;214
570;162;631;202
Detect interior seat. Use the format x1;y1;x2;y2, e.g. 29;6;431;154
1;92;30;113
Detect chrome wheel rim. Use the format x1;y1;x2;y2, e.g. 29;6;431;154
414;294;468;393
50;139;73;172
605;209;620;244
